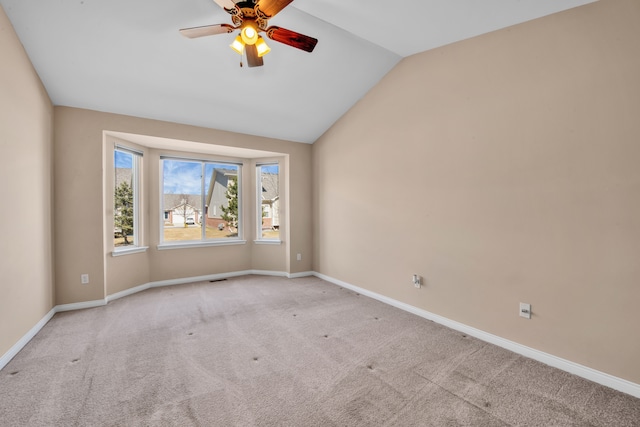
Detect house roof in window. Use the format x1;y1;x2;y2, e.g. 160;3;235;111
115;168;132;188
261;173;279;202
163;194;202;211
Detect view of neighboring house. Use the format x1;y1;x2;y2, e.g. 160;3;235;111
115;167;132;189
163;194;202;226
260;172;279;230
157;167;246;232
205;168;237;228
126;165;275;232
116;164;204;228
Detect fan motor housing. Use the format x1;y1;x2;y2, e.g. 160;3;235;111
232;1;269;30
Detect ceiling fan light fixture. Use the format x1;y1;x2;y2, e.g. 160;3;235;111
180;0;318;68
255;36;271;57
230;35;245;54
240;25;258;45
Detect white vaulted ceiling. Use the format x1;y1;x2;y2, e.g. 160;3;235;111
1;0;595;143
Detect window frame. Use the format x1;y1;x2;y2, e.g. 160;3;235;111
158;156;246;250
112;145;146;256
255;162;282;244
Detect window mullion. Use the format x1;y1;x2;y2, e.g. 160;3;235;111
201;162;206;241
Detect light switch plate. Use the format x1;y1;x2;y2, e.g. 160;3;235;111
519;302;531;319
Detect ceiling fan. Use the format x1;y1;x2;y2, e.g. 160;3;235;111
179;0;318;68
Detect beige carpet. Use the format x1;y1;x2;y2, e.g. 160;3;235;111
0;275;638;426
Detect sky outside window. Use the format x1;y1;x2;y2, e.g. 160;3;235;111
115;150;132;168
162;161;222;194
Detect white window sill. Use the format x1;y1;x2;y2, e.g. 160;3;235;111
157;240;247;250
254;239;283;245
112;246;149;257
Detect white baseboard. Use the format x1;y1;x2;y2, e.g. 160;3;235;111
107;270;290;303
313;272;640;399
0;308;56;371
147;270;256;289
288;270;314;279
5;270;636;399
56;299;106;312
250;270;287;278
106;283;151;303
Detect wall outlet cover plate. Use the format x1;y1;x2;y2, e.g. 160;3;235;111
519;302;531;319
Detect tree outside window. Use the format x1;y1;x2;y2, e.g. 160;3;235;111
114;148;140;248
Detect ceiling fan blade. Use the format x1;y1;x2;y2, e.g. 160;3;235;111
212;0;237;11
245;44;264;67
179;24;235;38
213;0;243;18
266;26;318;52
256;0;294;18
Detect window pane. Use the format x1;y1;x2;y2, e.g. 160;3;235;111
162;160;202;242
162;159;240;243
258;164;279;239
205;164;239;239
114;150;137;248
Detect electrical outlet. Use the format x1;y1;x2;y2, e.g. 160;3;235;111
412;274;421;288
81;274;89;285
519;302;531;319
296;253;302;261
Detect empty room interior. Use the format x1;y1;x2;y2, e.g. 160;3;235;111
1;0;639;425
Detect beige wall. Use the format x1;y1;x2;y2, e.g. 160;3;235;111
54;107;312;304
313;0;640;384
0;6;54;356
